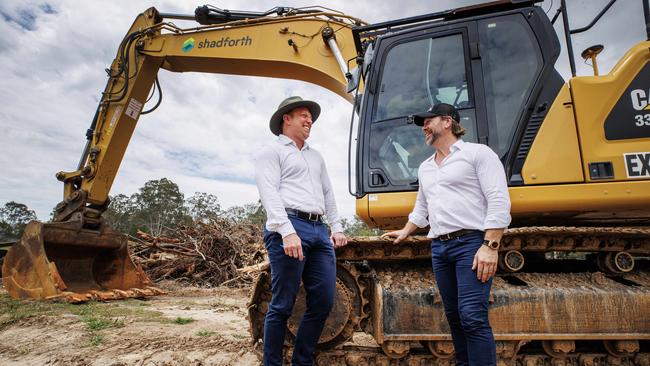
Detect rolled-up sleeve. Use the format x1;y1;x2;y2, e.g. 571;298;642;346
408;171;430;228
475;146;511;229
254;147;295;237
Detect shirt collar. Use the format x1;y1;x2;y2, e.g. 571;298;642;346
278;134;309;149
426;139;464;162
450;139;464;152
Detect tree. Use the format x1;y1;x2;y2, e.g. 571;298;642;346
340;216;383;237
0;201;37;241
104;194;136;233
224;200;266;228
131;178;190;236
186;192;221;223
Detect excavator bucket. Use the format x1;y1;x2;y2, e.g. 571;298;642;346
1;220;164;302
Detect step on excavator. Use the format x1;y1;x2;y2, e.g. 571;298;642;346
2;0;650;363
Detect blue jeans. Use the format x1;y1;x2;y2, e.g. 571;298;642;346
431;230;496;366
263;216;336;366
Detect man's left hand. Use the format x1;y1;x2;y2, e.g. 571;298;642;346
472;245;498;282
331;232;348;248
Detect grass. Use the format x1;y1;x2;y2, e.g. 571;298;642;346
174;316;195;325
0;292;170;348
197;330;215;337
89;334;104;346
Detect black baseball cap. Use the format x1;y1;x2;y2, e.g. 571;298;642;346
412;103;460;126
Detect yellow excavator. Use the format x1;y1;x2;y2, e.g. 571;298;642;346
2;0;650;363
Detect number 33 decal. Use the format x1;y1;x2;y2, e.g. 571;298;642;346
634;114;650;126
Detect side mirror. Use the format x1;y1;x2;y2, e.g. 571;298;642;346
346;67;361;93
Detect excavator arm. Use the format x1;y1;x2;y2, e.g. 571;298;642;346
2;6;365;301
56;6;362;223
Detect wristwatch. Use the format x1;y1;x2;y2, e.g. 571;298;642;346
482;239;500;250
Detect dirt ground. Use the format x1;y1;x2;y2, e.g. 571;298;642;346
0;281;261;366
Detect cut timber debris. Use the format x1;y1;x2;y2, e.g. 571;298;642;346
130;218;266;287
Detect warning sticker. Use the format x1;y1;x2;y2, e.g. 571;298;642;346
109;106;122;131
125;98;143;120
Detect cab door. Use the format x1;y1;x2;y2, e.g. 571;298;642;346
357;21;483;227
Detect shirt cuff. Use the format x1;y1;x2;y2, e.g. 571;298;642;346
275;221;296;238
408;212;429;228
483;216;511;230
330;222;344;234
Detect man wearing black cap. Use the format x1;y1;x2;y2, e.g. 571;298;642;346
382;103;511;366
254;96;348;366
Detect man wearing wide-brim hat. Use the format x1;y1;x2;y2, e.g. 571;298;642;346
254;96;348;366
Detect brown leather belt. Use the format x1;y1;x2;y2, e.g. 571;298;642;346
433;229;476;242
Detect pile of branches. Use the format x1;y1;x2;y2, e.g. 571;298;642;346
129;218;266;287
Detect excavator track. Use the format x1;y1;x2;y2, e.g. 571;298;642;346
308;344;650;366
248;226;650;363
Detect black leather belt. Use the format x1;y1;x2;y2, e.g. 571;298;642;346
433;229;476;242
286;208;323;222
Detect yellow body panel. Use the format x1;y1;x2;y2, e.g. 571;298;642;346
521;85;584;184
359;178;650;229
146;19;356;101
570;41;650;182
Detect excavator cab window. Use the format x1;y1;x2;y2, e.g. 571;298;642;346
478;15;543;156
361;26;478;192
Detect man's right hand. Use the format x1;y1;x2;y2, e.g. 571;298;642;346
381;229;410;244
282;233;304;261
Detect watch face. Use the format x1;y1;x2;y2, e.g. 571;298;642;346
484;240;499;249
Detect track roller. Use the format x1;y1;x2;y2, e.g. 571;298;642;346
542;340;575;358
499;250;525;272
598;252;635;273
381;341;410;359
603;340;639;357
424;340;455;359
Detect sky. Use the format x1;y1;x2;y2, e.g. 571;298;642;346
0;0;646;221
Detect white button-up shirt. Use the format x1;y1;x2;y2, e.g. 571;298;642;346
255;134;343;237
408;139;511;238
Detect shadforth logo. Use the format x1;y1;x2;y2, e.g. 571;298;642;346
198;36;253;48
182;38;195;53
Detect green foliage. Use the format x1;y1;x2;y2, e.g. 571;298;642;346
104;178;191;236
223;200;266;228
89;334;104;346
0;201;37;241
174;316;195;325
83;316;113;331
187;192;221;222
103;194;134;233
132;178;191;236
341;216;383;237
196;330;215;337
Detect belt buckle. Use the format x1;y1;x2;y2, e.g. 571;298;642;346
308;212;318;221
